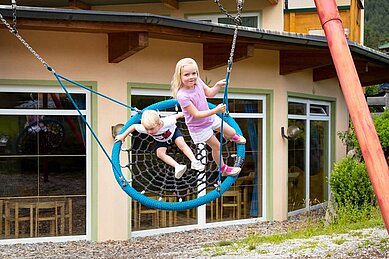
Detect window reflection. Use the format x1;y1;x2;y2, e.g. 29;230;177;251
0;93;86;110
0;90;87;239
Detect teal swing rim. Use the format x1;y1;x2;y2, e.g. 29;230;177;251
111;98;245;211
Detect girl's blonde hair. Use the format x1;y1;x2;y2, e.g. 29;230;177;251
171;57;200;98
141;110;161;129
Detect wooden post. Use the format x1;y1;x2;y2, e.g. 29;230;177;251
314;0;389;233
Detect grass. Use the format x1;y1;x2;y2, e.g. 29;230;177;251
204;205;385;256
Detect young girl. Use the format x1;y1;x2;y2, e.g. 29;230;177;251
115;110;205;179
171;58;246;176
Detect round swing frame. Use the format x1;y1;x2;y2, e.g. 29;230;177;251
111;99;245;211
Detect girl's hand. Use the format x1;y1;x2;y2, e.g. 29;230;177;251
214;79;226;88
114;134;125;143
214;103;226;114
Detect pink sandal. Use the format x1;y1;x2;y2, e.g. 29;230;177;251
231;134;246;144
221;164;241;176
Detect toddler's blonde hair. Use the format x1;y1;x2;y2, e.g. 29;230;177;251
141;110;161;130
171;57;200;98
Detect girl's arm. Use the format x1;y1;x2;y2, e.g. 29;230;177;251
175;112;184;120
184;103;226;119
114;125;136;143
203;79;226;98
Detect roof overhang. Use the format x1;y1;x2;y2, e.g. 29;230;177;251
1;5;388;86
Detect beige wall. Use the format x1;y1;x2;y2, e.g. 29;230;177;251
0;28;348;239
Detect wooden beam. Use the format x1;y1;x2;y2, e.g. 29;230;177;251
68;0;91;10
280;50;333;75
313;65;337;82
162;0;178;9
358;66;389;86
108;32;148;63
313;61;368;82
203;43;254;70
268;0;278;4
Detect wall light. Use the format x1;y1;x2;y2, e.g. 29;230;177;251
281;125;300;140
111;123;124;138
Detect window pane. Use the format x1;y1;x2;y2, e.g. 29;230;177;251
0;90;87;239
0;115;86;156
310;104;328;116
218;16;258;28
0;93;86;110
131;95;176;112
207;98;262;113
288;102;306;115
309;120;329;205
288;119;306;212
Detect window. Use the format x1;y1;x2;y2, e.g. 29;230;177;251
129;87;266;232
0;86;89;240
287;98;331;214
187;12;261;29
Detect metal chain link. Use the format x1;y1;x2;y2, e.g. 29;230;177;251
11;0;17;33
213;0;244;67
0;13;52;71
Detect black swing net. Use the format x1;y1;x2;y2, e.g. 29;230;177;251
120;117;238;202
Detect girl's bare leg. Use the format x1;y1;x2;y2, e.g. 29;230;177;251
215;123;246;144
205;135;223;166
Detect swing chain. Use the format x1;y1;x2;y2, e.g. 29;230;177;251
0;8;52;72
213;0;243;25
11;0;17;33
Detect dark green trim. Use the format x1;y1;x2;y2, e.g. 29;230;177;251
90;83;98;242
330;100;337;180
128;82;170;90
0;79;97;87
284;5;350;13
287;91;337;102
265;91;274;221
126;83;133;238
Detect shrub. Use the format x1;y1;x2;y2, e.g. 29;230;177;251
338;109;389;163
329;157;376;208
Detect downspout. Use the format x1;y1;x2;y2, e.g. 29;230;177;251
314;0;389;234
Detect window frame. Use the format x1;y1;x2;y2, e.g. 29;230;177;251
0;84;91;243
287;97;331;215
129;87;267;236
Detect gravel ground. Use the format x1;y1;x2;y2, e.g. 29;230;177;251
0;214;388;259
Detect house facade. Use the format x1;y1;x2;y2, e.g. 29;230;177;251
0;0;388;243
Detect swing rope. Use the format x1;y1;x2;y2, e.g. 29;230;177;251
213;0;244;188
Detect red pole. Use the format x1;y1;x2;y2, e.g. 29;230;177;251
314;0;389;233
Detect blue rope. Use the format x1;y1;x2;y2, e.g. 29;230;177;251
53;72;123;179
217;61;232;188
56;74;139;112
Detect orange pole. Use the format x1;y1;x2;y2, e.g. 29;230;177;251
314;0;389;233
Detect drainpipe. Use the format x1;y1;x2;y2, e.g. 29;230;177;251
314;0;389;233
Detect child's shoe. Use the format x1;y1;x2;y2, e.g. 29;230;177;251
191;160;205;171
174;164;187;179
221;164;241;176
231;134;246;144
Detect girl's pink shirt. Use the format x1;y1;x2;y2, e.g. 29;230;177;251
176;78;213;133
